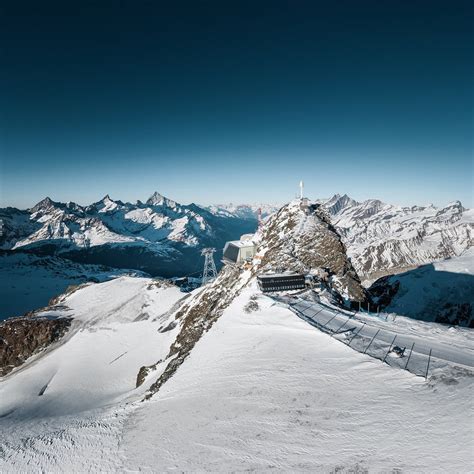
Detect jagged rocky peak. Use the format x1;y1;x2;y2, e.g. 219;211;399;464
146;191;178;208
30;196;57;213
325;193;360;215
436;200;465;216
87;194;120;213
257;199;368;305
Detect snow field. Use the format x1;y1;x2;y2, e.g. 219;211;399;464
121;284;474;472
0;277;185;471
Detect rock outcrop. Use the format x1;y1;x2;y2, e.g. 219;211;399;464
0;316;71;376
257;200;367;304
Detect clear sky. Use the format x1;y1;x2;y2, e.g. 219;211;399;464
1;0;472;209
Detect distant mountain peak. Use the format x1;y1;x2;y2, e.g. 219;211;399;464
146;191;178;208
30;196;56;213
325;193;359;215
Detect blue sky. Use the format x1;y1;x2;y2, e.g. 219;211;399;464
1;0;472;208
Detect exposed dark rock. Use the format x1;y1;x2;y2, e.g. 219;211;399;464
0;316;71;377
368;264;473;327
367;277;400;308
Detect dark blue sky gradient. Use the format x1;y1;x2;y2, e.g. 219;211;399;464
1;0;472;208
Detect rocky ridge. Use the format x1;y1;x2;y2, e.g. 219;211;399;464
257;200;367;304
141;199;368;398
324;194;473;280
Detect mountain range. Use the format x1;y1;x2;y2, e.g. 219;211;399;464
0;192;258;278
324;194;473;281
2;193;471;281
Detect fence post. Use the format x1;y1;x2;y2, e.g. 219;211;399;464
347;322;366;346
363;329;380;354
425;349;432;380
332;318;350;336
382;335;397;363
404;342;415;370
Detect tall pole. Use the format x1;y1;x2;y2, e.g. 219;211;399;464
404;342;415;370
382;335;397;363
425;349;432;380
299;180;304;199
363;329;380;354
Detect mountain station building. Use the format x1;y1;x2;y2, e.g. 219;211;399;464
223;235;256;264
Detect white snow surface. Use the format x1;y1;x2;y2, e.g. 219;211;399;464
207;203;280;219
0;276;185;471
1;278;472;472
123;284;473;472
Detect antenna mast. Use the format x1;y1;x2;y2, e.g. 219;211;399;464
299;180;304;199
201;248;217;285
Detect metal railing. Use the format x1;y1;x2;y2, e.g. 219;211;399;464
276;296;470;380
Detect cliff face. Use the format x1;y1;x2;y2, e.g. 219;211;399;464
257;200;367;304
0;316;71;376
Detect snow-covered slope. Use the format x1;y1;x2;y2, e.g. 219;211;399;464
0;252;144;321
324;194;473;280
0;277;185;424
2;193;217;249
122;285;473;473
369;248;474;327
0;193;257;277
1;276;472;472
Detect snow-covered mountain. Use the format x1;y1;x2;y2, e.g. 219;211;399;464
0;193;257;277
207;202;280;219
1;196;473;471
324;194;473;280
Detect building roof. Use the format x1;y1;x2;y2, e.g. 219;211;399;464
226;240;255;249
258;272;304;279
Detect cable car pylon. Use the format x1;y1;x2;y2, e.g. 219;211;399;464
201;248;217;285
